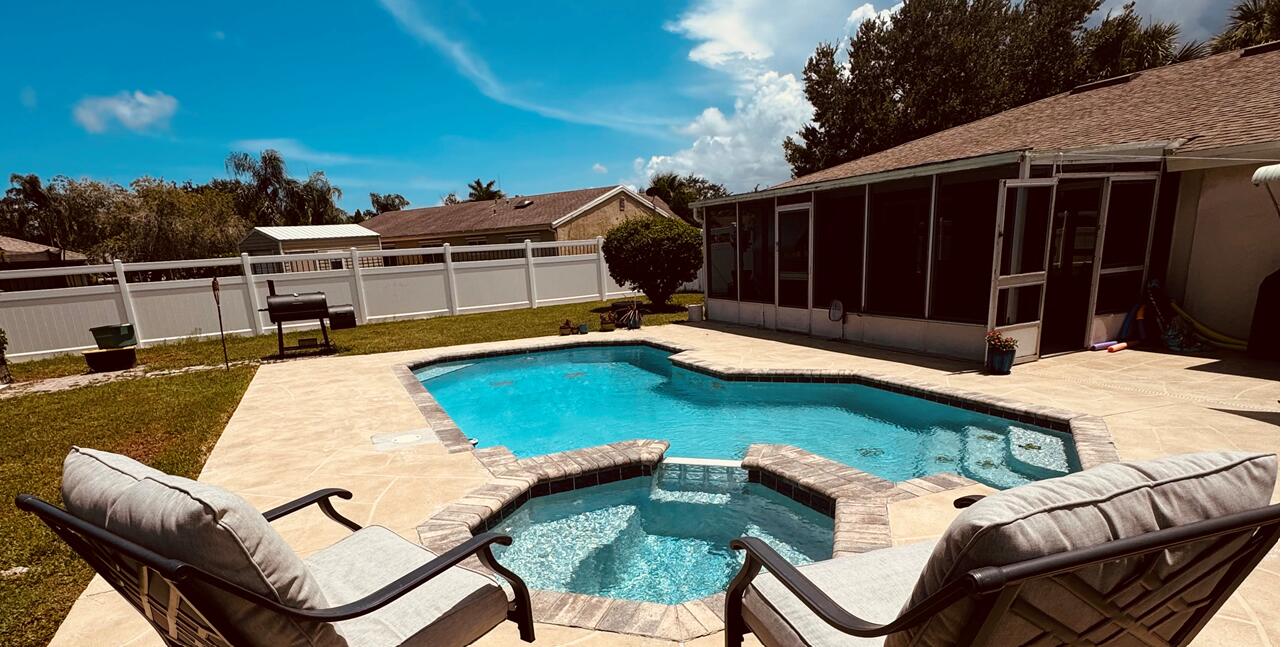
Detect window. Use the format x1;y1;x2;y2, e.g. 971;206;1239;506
618;197;626;211
813;187;864;312
738;199;774;304
706;205;737;299
929;168;1007;323
865;177;932;318
1102;180;1156;269
466;237;487;246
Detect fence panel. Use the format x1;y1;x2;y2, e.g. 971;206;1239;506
0;239;665;361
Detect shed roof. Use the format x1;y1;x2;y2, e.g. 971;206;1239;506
249;224;380;241
0;235;88;262
769;45;1280;191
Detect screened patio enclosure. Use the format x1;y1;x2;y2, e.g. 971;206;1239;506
697;153;1168;363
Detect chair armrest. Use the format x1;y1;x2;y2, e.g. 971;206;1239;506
186;532;532;623
262;488;361;532
953;494;985;509
727;537;973;639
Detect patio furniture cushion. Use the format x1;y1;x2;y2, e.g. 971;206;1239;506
742;540;937;646
60;447;336;647
888;451;1278;647
306;525;510;647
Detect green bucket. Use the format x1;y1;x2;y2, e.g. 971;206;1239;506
90;324;136;350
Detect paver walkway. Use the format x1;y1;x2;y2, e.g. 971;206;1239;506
49;323;1279;646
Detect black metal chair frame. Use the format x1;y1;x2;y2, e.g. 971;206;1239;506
725;499;1279;647
16;488;535;646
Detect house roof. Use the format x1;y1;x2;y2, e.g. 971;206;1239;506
0;235;87;262
772;45;1280;191
249;224;380;241
362;185;675;239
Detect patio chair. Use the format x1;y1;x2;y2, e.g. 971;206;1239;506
726;452;1279;647
16;447;534;647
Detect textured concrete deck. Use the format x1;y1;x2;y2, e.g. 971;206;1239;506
50;323;1279;646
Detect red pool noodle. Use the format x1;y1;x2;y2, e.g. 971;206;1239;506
1107;342;1128;353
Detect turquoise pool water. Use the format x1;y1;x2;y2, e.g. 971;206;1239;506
491;465;832;604
417;345;1077;488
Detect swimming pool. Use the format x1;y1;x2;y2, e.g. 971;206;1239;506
491;464;832;604
416;345;1077;488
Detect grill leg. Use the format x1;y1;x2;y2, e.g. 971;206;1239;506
276;321;286;357
319;319;331;350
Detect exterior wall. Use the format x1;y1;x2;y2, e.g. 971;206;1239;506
279;238;381;253
1165;164;1279;339
554;193;667;241
237;230;282;255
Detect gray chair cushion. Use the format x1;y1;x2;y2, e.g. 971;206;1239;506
887;451;1278;647
743;540;937;647
61;447;336;646
306;526;509;647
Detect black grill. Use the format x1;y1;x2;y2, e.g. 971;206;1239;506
259;280;357;356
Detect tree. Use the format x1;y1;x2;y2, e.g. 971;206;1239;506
643;172;728;225
784;0;1203;178
440;192;462;205
602;216;702;306
225;149;345;226
1211;0;1279;52
369;192;409;214
466;179;504;201
95;177;246;267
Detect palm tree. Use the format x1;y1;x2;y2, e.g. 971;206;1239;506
1211;0;1280;53
369;192;409;214
225;150;291;226
466;179;504;201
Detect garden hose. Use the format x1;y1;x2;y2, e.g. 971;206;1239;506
1168;301;1249;346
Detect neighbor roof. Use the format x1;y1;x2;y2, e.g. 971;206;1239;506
362;185;674;239
772;45;1280;190
250;224;380;241
0;235;87;262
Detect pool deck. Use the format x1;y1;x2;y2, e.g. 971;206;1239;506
50;322;1279;646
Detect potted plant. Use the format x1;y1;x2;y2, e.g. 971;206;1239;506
599;312;616;332
0;327;11;385
559;320;573;336
577;323;589;334
985;330;1018;375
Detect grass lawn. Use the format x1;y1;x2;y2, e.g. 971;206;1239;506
11;294;702;382
0;294;698;647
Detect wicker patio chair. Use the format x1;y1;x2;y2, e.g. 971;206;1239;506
17;447;534;647
726;452;1279;647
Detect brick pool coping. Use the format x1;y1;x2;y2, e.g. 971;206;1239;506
392;334;1122;640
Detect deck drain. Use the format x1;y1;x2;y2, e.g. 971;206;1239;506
371;429;432;451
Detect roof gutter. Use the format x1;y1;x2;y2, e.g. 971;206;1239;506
691;150;1024;208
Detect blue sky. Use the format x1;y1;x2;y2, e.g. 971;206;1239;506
2;0;1235;211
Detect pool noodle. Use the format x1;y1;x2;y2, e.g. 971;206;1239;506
1107;342;1128;353
1090;340;1117;351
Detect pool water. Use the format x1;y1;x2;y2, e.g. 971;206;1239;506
491;464;832;604
417;345;1077;488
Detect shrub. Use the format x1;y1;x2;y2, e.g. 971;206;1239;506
985;329;1019;351
602;216;702;305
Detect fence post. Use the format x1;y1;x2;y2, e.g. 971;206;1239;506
595;236;608;301
349;248;369;324
524;239;539;308
240;253;266;335
443;243;459;315
113;259;143;347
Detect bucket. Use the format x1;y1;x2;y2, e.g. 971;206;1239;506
687;304;704;323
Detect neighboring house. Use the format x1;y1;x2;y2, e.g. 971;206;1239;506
694;42;1280;363
361;185;675;250
238;224;382;273
0;235;89;291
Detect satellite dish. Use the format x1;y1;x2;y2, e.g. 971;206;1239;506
828;300;847;342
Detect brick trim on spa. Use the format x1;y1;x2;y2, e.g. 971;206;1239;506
393;334;1119;469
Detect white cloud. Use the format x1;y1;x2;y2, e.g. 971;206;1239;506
211;30;226;40
376;0;676;135
592;163;608;174
19;86;37;110
73;90;178;134
844;2;901;34
1101;0;1226;40
230;138;373;166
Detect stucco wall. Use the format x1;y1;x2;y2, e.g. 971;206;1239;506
1167;164;1279;339
554;193;666;240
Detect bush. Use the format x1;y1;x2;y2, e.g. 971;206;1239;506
602;216;702;306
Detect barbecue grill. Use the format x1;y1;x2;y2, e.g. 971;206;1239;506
260;280;357;356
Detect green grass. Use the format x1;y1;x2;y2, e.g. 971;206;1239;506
11;294;703;382
0;294;700;646
0;367;257;647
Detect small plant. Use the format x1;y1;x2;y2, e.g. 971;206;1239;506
599;312;616;332
985;330;1019;351
0;327;10;385
602;216;702;305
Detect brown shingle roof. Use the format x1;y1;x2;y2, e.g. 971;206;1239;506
775;46;1280;189
0;235;87;261
362;185;673;239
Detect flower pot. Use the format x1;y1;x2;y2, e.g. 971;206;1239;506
600;322;615;332
986;348;1016;375
577;323;589;334
558;324;572;336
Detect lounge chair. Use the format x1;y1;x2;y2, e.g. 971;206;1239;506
726;452;1279;646
16;447;534;647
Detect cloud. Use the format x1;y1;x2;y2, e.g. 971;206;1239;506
845;2;901;34
229;138;374;166
211;30;226;40
592;163;608;174
376;0;677;135
19;86;37;110
73;90;178;134
1101;0;1227;40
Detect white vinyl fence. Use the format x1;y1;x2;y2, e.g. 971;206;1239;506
0;238;645;362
